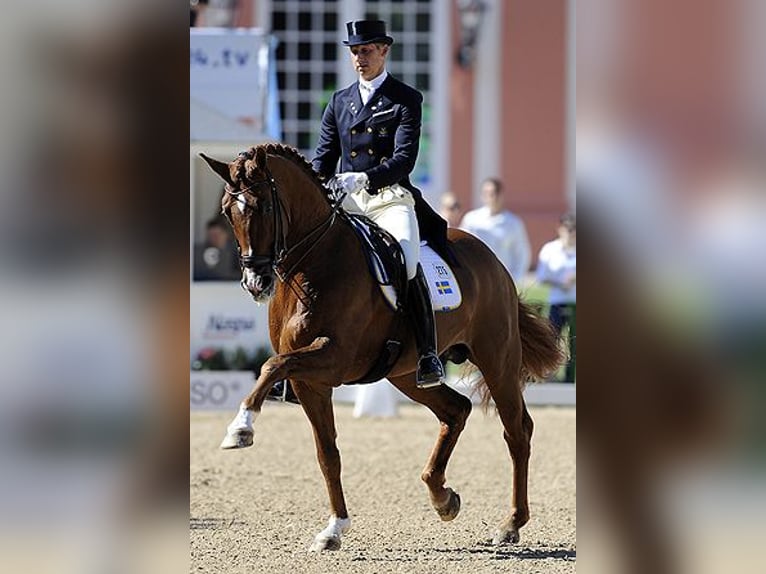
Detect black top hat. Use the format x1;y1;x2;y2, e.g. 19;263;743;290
343;20;394;46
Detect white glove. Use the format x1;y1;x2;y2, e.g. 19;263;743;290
329;172;369;194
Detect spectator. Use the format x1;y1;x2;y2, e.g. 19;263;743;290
439;192;462;227
201;0;240;27
193;217;241;281
459;177;531;282
190;0;209;27
536;213;576;382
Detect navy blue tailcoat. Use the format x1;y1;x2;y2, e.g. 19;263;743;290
312;74;448;256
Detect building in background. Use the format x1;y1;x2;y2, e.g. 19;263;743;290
205;0;573;261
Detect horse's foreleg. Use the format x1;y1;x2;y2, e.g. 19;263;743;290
242;337;333;411
290;382;351;552
220;337;334;450
220;400;255;449
389;374;472;522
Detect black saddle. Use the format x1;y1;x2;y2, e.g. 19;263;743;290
341;211;409;313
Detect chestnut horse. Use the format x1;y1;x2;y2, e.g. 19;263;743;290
201;143;562;551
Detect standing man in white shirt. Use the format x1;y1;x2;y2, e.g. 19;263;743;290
459;177;532;283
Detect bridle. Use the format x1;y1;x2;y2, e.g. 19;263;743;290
225;160;345;284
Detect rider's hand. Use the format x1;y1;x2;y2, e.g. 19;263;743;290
329;172;370;195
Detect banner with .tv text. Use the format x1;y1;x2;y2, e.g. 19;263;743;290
190;28;281;141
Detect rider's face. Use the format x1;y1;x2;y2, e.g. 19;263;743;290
349;43;388;81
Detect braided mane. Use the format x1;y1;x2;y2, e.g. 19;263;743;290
233;142;326;191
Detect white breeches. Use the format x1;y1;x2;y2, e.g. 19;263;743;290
342;183;420;280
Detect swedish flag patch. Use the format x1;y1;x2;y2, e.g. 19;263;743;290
435;280;453;295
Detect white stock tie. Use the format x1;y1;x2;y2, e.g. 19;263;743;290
360;83;373;105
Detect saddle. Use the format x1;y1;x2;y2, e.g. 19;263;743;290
342;211;463;313
340;211;463;385
342;212;409;312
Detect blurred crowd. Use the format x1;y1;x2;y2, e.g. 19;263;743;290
577;2;766;574
440;179;576;383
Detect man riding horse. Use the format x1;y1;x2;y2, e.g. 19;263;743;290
203;20;563;551
312;20;449;389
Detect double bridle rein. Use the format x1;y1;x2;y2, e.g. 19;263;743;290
225;161;345;284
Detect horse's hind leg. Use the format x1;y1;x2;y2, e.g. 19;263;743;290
470;341;532;545
290;381;351;552
493;400;533;544
388;373;472;521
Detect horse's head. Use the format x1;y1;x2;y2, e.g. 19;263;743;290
200;147;279;302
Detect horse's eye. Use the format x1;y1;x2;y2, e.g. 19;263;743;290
263;202;273;215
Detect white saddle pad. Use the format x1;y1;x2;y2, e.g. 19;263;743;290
379;243;462;312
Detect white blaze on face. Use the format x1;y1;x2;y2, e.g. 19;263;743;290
236;194;247;214
242;242;257;291
233;197;258;291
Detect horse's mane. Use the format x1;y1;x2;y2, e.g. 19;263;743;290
233;143;326;191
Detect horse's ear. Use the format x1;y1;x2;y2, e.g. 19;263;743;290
254;147;267;171
199;153;235;186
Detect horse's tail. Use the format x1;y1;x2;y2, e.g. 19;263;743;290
517;300;565;383
476;299;565;411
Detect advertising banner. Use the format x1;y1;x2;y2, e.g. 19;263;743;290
190;28;280;141
190;371;254;410
190;282;272;369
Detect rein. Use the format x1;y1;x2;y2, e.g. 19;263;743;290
226;162;345;284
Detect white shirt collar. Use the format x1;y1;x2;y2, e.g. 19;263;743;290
359;69;388;93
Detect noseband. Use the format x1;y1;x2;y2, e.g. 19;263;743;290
225;160;344;283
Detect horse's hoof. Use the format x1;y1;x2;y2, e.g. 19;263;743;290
492;528;520;545
435;488;461;522
219;430;254;449
309;535;341;551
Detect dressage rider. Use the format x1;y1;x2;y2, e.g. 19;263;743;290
312;20;448;389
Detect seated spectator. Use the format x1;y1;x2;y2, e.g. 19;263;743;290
193;217;241;281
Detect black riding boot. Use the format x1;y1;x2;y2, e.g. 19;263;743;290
407;264;446;388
